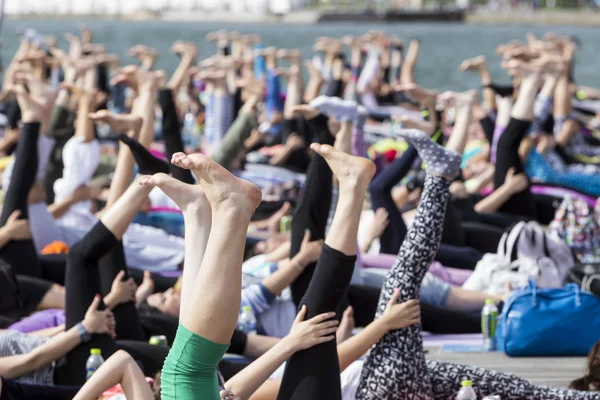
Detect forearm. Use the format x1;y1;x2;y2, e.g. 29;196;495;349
303;76;323;103
0;227;13;250
445;287;500;313
474;184;515;214
225;339;294;400
359;235;375;254
265;242;291;263
0;135;19;154
26;326;82;375
167;56;193;91
262;257;304;296
467;166;494;194
337;319;387;372
29;325;65;337
243;334;281;358
47;196;76;219
74;96;95;142
134;88;156;148
268;145;299;166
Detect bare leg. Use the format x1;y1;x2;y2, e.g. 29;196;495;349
73;350;153;400
38;284;66;310
100;178;153;240
440;90;476;155
459;55;496;111
169;153;262;344
139;173;211;318
504;60;542;121
311;144;375;255
400;39;420;85
89;111;143;209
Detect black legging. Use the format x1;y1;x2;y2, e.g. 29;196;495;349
279;114;353;400
493;117;537;218
158;89;195;184
289;114;334;307
0;122;42;278
55;222;164;386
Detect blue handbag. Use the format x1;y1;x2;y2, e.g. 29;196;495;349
496;279;600;357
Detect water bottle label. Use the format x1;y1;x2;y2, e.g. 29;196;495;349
482;310;498;341
86;368;96;380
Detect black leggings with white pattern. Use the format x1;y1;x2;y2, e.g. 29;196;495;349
356;174;600;400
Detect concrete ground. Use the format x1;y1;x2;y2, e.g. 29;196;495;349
426;348;587;388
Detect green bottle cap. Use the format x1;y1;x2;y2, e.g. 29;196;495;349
485;299;496;305
461;380;473;387
242;305;252;312
91;348;101;356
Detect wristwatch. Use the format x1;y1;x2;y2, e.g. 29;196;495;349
76;322;92;343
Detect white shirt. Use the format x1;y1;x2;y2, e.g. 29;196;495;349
53;136;100;229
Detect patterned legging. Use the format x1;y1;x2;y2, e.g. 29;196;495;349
356;174;600;400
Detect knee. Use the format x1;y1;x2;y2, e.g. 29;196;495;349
113;349;136;366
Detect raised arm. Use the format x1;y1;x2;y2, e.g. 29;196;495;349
261;232;323;297
224;307;337;400
0;296;114;379
474;168;529;214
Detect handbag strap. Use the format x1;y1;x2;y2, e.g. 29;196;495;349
504;221;527;264
582;274;600;293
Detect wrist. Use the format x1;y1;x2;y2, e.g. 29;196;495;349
376;317;392;335
80;319;93;334
292;254;307;270
104;292;118;309
279;336;299;355
0;225;13;240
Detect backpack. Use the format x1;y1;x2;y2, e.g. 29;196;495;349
0;260;22;314
550;196;600;263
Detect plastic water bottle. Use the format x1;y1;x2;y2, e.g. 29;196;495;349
481;299;498;351
182;111;199;150
237;305;257;334
456;380;477;400
85;348;104;380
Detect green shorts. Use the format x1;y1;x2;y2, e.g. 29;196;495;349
161;324;230;400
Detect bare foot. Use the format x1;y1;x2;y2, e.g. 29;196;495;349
501;59;543;77
171;41;198;61
128;45;158;70
276;49;301;62
337;306;355;345
139;173;210;218
396;83;438;106
459;55;487;73
393;115;435;134
88;110;142;138
171;153;262;215
439;90;478;107
110;65;157;92
309;144;375;193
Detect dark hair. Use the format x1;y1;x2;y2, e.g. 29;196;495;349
570;340;600;391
